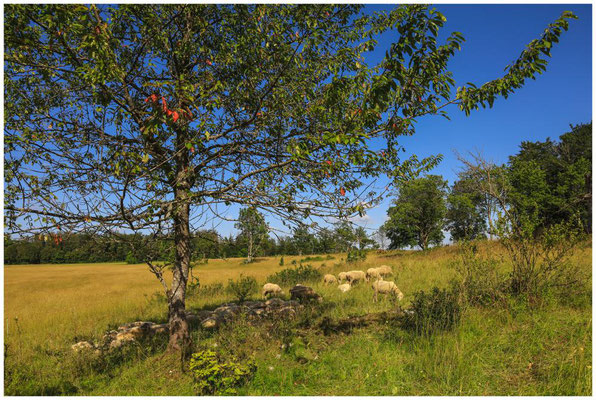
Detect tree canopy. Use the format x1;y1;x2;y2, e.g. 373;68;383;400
384;175;448;250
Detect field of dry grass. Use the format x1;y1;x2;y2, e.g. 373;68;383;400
4;241;592;395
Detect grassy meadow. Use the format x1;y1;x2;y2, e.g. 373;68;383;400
4;241;592;395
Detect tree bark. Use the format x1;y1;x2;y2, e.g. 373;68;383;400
168;186;191;355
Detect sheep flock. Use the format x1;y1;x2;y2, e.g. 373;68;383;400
262;264;403;303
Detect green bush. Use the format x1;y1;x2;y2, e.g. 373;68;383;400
347;248;366;263
402;286;462;336
226;274;258;302
266;264;322;287
189;350;256;395
279;256;284;266
451;241;506;306
125;251;138;264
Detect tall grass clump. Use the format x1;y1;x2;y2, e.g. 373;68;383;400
402;286;462;336
226;274;258;302
497;216;588;301
450;241;506;307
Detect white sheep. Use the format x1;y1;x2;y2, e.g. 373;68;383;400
262;283;283;298
337;272;348;282
323;274;338;285
346;270;366;285
377;265;393;277
371;279;403;302
366;267;382;281
338;283;351;293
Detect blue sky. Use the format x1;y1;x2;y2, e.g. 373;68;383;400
235;3;592;240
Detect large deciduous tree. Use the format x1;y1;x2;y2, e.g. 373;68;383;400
446;177;488;241
4;4;575;352
384;175;448;250
235;207;268;263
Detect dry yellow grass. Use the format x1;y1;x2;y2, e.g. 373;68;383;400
4;254;326;358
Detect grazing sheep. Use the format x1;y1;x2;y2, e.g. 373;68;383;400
338;283;351;293
323;274;338;285
262;283;283;298
377;265;393;277
346;270;366;285
366;267;382;281
338;272;348;282
371;279;403;302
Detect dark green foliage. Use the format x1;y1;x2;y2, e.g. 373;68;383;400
446;178;488;241
226;274;258;302
125;251;138;265
266;264;322;287
188;350;257;395
346;248;367;263
507;123;592;233
384;175;448;250
402;286;462;335
279;256;284;266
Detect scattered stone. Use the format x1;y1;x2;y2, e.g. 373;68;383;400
242;300;266;309
71;341;94;352
290;285;323;303
73;297;310;352
151;324;169;334
265;297;286;307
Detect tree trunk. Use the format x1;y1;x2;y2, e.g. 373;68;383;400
247;233;254;263
168;188;191;355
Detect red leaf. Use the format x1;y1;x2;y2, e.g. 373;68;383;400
206;59;212;66
326;160;332;165
161;97;167;112
340;187;346;196
166;109;173;117
172;111;179;122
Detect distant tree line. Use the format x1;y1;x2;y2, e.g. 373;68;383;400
4;220;378;265
383;122;592;249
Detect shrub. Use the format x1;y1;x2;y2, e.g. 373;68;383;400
451;241;506;306
279;256;284;266
196;282;224;298
186;276;201;297
347;248;366;263
226;274;258;302
125;251;138;264
402;286;462;335
497;215;587;299
299;255;325;262
189;350;256;395
266;264;322;286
